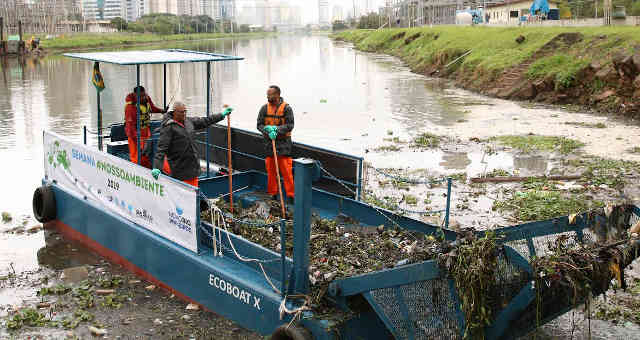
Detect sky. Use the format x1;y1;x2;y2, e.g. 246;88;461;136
236;0;386;24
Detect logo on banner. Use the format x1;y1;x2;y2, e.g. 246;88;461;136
169;206;192;233
47;140;71;170
136;208;154;223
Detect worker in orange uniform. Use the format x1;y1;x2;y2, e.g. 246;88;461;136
124;86;164;167
257;85;294;204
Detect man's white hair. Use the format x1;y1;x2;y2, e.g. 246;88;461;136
173;101;186;110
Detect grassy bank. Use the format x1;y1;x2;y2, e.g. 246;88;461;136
39;32;272;51
333;27;640;115
334;26;639;80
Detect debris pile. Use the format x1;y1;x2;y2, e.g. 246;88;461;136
203;198;447;314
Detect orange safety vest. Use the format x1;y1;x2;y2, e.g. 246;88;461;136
264;101;291;137
125;101;152;129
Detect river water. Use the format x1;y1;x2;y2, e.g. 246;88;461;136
1;34;640;338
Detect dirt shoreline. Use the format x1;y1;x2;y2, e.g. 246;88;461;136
333;28;640;118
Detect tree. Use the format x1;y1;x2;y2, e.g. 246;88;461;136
332;20;348;31
127;22;145;33
357;12;383;29
632;1;640;16
110;17;128;31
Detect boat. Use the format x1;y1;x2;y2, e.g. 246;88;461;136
32;49;640;340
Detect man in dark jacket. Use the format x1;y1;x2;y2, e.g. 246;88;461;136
124;86;164;167
151;101;232;187
256;85;294;202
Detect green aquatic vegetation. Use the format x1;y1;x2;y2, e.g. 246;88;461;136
492;135;584;154
383;136;405;143
563;121;606;129
1;212;11;222
373;145;402;152
6;308;50;330
364;193;400;212
100;294;125;309
493;189;602;221
403;194;418;206
441;232;501;339
97;275;123;288
413;132;442;148
628;147;640;154
38;284;71;296
485;168;511;177
571;157;640;189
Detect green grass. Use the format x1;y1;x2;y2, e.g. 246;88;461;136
526;54;590;89
333;26;640;84
39;32;271;50
492;135;584;154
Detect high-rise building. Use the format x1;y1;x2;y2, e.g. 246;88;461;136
124;0;144;21
332;5;343;21
178;0;201;16
80;0;124;20
146;0;178;15
318;0;329;25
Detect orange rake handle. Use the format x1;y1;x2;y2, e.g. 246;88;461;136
271;139;287;218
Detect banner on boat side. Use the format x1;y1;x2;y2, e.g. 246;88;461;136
43;131;199;253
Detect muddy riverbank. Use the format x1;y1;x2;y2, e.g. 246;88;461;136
0;226;260;339
333;27;640;117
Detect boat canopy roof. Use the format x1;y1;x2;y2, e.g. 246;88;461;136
63;49;243;65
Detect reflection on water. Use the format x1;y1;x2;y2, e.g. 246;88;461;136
0;34;496;217
37;230;102;270
369;148;557;177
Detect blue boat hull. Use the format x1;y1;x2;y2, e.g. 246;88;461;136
45;183;392;339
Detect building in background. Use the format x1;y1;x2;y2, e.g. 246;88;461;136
124;0;145;21
80;0;124;20
146;0;178;15
332;4;344;21
179;0;202;16
318;0;329;25
211;0;235;20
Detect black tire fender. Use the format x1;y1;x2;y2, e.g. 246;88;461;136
270;324;313;340
33;185;56;223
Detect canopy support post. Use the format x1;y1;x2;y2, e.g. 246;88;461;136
206;62;211;177
96;62;103;151
136;65;141;165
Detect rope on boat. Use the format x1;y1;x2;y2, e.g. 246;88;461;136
278;294;311;324
201;194;283;294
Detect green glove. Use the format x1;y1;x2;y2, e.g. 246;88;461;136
264;125;276;134
151;168;161;180
268;130;278;140
221;107;233;117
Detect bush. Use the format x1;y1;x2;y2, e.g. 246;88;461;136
632;1;640;16
110;17;128;31
332;20;348;31
239;24;251;33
